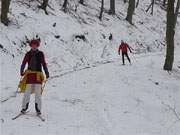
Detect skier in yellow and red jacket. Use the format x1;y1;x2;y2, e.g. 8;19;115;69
20;39;49;115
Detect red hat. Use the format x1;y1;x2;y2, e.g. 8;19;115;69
29;39;40;47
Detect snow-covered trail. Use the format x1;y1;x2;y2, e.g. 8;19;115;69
1;51;180;135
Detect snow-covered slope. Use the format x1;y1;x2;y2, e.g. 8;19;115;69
1;49;180;135
0;0;180;135
1;0;180;97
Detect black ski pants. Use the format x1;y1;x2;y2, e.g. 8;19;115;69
122;52;131;64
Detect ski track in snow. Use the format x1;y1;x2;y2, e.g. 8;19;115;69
1;51;180;135
0;0;180;135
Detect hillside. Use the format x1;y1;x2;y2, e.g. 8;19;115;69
0;0;180;135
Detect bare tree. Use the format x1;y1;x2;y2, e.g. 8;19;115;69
126;0;135;24
1;0;11;26
151;0;155;15
39;0;49;15
163;0;176;71
163;0;167;7
146;0;155;15
62;0;68;12
174;0;180;27
79;0;84;5
109;0;115;15
124;0;127;4
99;0;104;21
136;0;140;8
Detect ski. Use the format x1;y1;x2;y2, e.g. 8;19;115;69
1;98;9;103
37;114;45;122
12;111;29;120
12;113;24;120
12;112;45;121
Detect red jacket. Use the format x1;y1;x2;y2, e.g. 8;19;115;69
118;42;131;53
21;49;49;84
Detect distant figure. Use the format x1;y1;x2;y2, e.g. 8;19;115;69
109;33;113;41
118;40;132;65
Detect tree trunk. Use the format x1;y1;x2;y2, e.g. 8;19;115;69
126;0;135;24
40;0;48;9
1;0;11;26
39;0;49;14
136;0;140;8
151;0;155;15
62;0;68;12
79;0;84;5
163;0;175;71
174;0;180;27
99;0;104;21
163;0;167;7
109;0;115;15
145;0;155;15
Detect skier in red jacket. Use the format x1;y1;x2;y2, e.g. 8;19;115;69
118;40;132;65
20;39;49;115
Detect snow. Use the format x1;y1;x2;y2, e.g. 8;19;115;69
0;0;180;135
1;51;180;135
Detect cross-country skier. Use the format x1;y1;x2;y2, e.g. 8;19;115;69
20;39;49;115
118;40;132;65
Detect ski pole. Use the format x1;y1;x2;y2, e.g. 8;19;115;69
42;79;47;90
13;77;22;97
131;52;138;63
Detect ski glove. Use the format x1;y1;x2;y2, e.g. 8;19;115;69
21;72;25;76
46;74;49;79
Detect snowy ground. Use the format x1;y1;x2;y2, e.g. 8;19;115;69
0;0;180;135
1;49;180;135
